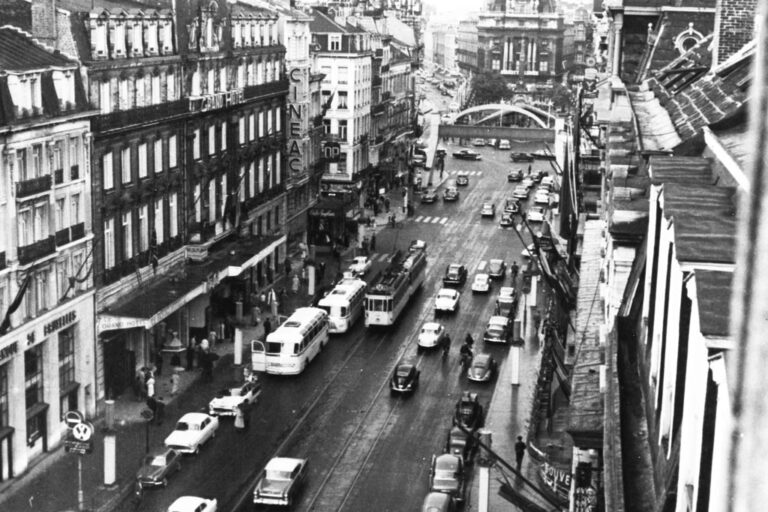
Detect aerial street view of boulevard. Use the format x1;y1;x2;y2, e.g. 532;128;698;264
2;0;768;510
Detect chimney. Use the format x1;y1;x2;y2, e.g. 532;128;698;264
712;0;757;67
31;0;57;48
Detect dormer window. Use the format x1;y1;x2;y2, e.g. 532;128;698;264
259;21;266;46
92;16;108;57
330;34;341;51
112;17;127;57
205;16;214;48
130;21;143;56
146;20;159;55
52;70;75;109
8;73;41;116
271;21;277;45
161;20;174;54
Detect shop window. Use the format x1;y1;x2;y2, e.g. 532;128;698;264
0;364;8;428
25;345;44;410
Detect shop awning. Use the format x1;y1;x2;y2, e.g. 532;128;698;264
97;234;285;334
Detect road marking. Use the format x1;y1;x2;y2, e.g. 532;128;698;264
431;217;442;223
375;253;389;262
414;215;425;222
422;216;433;223
439;217;448;224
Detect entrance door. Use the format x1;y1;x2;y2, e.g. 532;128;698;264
250;340;267;372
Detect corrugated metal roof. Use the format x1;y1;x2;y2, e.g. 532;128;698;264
694;270;733;338
662;183;737;220
628;89;682;151
0;26;76;71
648;156;712;185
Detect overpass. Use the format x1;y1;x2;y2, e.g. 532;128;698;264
437;102;556;142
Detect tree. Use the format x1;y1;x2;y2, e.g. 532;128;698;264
471;72;510;105
550;83;574;112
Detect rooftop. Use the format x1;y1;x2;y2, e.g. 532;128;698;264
693;270;733;339
0;25;76;72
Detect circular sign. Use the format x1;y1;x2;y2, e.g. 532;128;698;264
140;409;155;421
64;410;84;428
72;422;93;442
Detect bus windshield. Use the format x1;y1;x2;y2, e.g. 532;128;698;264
266;342;282;355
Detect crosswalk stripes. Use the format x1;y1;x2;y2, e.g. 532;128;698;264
431;217;441;223
439;217;448;225
390;214;449;225
414;215;425;222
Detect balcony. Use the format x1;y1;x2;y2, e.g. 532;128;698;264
16;175;52;199
0;251;6;271
55;228;71;247
382;91;392;101
18;236;55;265
71;222;85;241
243;79;290;101
54;169;64;185
71;164;80;180
92;99;188;133
373;104;386;116
372;75;382;87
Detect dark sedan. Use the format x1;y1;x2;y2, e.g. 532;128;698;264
467;353;498;383
136;447;182;489
443;264;468;286
499;212;515;228
453;391;484;431
421;188;438;203
511;152;534;162
507;169;524;182
456;171;469;186
453;149;482;161
445;426;477;465
488;259;506;280
443;186;460;201
390;362;420;394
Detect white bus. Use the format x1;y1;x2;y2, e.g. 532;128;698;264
251;307;329;375
317;277;367;333
365;245;427;326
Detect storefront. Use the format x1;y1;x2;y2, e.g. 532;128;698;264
0;292;95;479
309;195;358;248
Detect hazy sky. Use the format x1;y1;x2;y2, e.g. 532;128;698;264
423;0;483;18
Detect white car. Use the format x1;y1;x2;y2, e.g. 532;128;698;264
512;186;529;200
253;457;308;506
498;140;511;150
348;256;372;276
168;496;218;512
164;413;219;455
417;322;447;350
527;206;546;223
471;274;491;293
521;243;537;258
208;379;261;417
533;190;550;205
434;288;460;314
541;175;555;189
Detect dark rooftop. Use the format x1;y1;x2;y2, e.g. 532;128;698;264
693;270;733;338
0;26;76;71
648;156;713;185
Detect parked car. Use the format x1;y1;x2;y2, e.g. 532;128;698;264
467;353;498;382
526;206;546;223
521;177;535;190
534;189;551;205
445;426;477;465
530;169;545;182
418;322;447;351
471;273;491;293
453;391;484;430
167;496;218;512
410;239;428;253
507;169;524;182
443;186;460;201
390;361;420;394
521;242;536;258
456;171;470;186
253;457;308;507
136;447;182;489
487;138;498;148
503;198;520;214
512;185;529;199
480;201;496;218
435;288;461;314
541;175;555;189
348;256;372;276
421;188;438;203
499;212;515;228
484;315;512;344
429;454;467;504
443;264;468;286
164;413;219;455
453;149;482;160
496;287;518;319
498;139;512;150
488;259;506;280
471;138;485;146
208;379;261;417
532;149;556;160
511;152;534;162
421;492;457;512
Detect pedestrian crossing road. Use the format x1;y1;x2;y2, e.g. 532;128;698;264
447;170;483;176
412;215;449;224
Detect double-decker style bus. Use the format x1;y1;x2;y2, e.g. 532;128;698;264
251;307;329;375
317;277;367;333
364;243;427;326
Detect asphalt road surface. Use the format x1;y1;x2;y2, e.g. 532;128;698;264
119;141;554;512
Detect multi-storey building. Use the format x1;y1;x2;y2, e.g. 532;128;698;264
477;0;566;103
456;19;478;74
0;26;96;480
431;23;457;72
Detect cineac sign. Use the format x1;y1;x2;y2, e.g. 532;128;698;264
287;68;307;174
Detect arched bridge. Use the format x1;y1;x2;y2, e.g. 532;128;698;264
437;102;556;142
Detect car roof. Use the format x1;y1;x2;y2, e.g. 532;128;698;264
265;457;305;472
396;362;415;372
423;321;441;330
435;453;461;469
169;496;211;509
423;491;453;507
178;412;210;423
448;263;463;269
489;259;503;264
474;353;492;364
499;287;516;298
488;316;509;325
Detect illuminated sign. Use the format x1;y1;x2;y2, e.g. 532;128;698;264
189;89;245;113
287;68;306;173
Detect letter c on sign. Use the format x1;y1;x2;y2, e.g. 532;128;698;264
290;68;302;82
289;159;302;172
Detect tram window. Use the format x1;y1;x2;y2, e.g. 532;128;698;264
340;306;348;317
266;342;282;354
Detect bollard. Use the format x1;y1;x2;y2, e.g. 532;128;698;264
104;400;116;486
235;300;243;322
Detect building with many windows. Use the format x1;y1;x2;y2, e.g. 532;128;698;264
456;19;478;75
0;25;96;481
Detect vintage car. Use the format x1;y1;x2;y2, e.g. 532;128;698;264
410;239;428;253
488;259;507;280
167;496;218;512
390;362;421;394
530;169;545;182
421;188;438;203
435;288;461;314
348;256;372;276
164;412;219;455
418;322;447;351
503;198;520;215
208;379;261;417
510;152;534;162
533;189;551;205
496;287;518;319
453;391;484;431
443;264;468;286
253;457;308;507
445;425;477;465
421;492;457;512
512;185;530;199
453;149;482;161
480;201;496;218
443;186;460;202
429;454;467;504
467;353;498;383
456;171;470;186
527;205;546;223
484;315;512;344
136;447;182;489
471;138;486;147
507;169;524;182
498;139;512;150
471;273;491;294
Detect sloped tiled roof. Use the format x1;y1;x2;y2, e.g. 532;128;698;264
693;270;733;338
0;25;76;71
647;156;712;185
310;9;348;33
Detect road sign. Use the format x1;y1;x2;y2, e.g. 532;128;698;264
140;408;154;421
64;410;84;428
72;421;93;442
64;439;93;455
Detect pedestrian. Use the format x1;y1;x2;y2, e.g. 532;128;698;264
370;234;376;252
301;266;307;284
154;397;165;425
263;317;272;337
515;436;527;472
234;403;246;432
384;197;390;212
186;338;196;370
134;370;144;401
170;371;180;396
146;374;156;399
292;273;300;293
527;164;532;175
318;261;326;281
154;351;163;376
285;257;292;276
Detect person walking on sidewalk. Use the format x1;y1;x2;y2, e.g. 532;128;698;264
515;436;527;472
170;371;180;396
263;317;272;337
285;257;292;276
292;273;300;294
370;234;376;252
234;403;246;433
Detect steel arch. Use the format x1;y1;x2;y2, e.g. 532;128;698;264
450;103;555;128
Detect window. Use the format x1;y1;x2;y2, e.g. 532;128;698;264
208;180;216;222
122;211;132;260
239;117;245;145
267;110;273;134
154;139;162;173
323;119;331;135
100;80;111;113
25;345;44;410
208;125;216;155
102;152;113;190
104;217;115;269
52;141;63;172
249;114;255;141
55;198;66;231
191;68;201;96
138;205;149;252
338;66;348;84
338;91;348;109
258;112;264;137
69;136;80;169
16;149;27;180
258;158;264;192
135;75;146;107
58;327;76;396
249;161;255;197
339;120;348;141
72;251;84;291
138;143;148;178
167;71;176;100
275;107;281;132
219;174;227;219
0;364;8;429
121;148;131;183
36;268;50;312
33;202;48;240
31;145;42;178
151;74;161;104
193;129;201;160
70;193;81;225
169;135;177;168
207;68;215;94
221;122;227;151
169;193;178;237
330;34;341;51
57;259;69;299
276;153;281;184
219;67;227;92
257;61;264;85
539;61;549;72
119;79;130;110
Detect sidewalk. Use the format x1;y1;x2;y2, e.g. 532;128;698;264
0;250;343;512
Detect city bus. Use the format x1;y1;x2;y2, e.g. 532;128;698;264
317;277;367;334
250;307;329;375
365;244;427;326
